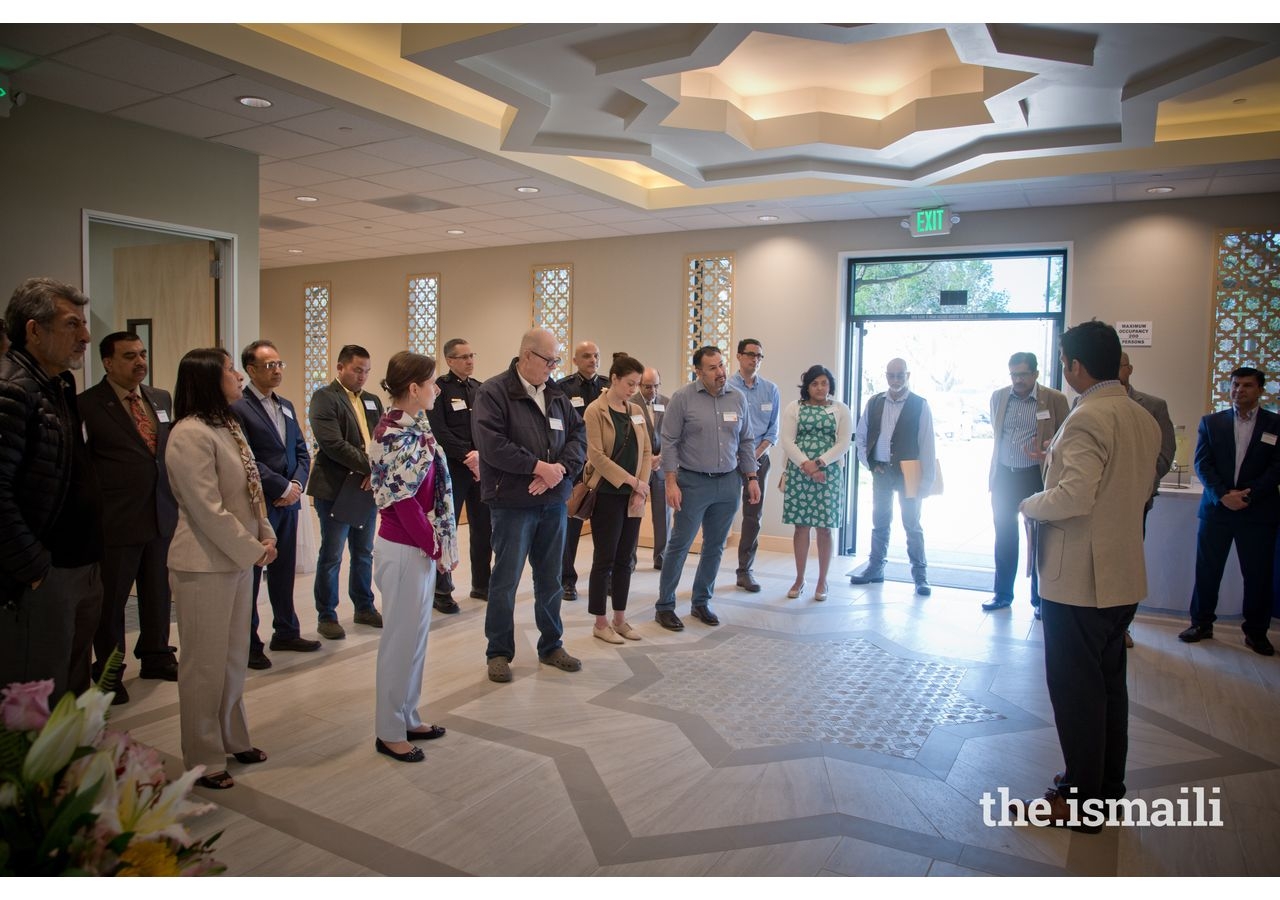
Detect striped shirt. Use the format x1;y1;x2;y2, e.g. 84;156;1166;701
998;386;1039;468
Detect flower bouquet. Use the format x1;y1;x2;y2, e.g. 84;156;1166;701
0;671;224;876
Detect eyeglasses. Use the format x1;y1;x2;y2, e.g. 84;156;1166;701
740;351;764;360
448;353;476;361
885;371;908;380
528;348;562;368
1009;371;1035;380
256;361;287;371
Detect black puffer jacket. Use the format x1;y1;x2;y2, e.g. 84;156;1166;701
0;348;72;600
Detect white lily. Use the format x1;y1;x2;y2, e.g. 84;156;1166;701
74;687;113;746
117;764;214;846
22;692;82;783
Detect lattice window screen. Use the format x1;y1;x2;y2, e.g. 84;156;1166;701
1210;228;1280;411
532;263;573;380
303;282;330;445
685;254;735;379
408;274;440;357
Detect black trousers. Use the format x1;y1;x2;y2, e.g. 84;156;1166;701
1189;517;1276;636
93;534;174;672
588;492;641;615
436;456;492;596
563;494;585;590
1041;599;1136;803
251;503;301;649
991;465;1042;604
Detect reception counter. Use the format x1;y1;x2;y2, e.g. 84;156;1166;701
1142;482;1244;616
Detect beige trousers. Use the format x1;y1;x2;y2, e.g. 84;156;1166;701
172;568;254;772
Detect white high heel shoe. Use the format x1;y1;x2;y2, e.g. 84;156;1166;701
787;581;805;599
814;583;829;601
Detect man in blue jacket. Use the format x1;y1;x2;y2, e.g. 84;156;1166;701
472;329;587;683
1180;366;1280;655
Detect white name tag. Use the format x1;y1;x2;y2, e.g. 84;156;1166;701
762;403;773;412
653;403;665;412
631;414;645;425
451;398;467;411
571;396;584;408
1036;409;1051;420
363;399;377;410
156;409;171;423
282;407;294;420
1263;432;1278;445
82;422;89;443
549;417;564;431
722;411;739;423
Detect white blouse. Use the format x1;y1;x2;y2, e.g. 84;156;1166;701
779;399;854;468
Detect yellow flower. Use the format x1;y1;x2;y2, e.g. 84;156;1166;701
117;840;181;876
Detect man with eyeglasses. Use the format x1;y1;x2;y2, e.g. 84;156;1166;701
426;338;492;612
472;328;586;683
556;340;608;602
632;367;670;570
850;358;937;595
982;352;1069;615
231;340;321;669
728;338;780;592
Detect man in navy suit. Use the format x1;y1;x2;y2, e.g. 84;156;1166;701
232;340;321;669
80;331;178;703
1180;366;1280;655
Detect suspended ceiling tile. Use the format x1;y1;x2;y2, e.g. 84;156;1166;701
480;177;581;198
258;159;350;187
470;199;557;218
518;212;595;229
55;33;229;92
113;95;260;139
425;157;537;185
358;136;474;167
556;224;629;240
363;167;465;193
530;192;620;213
668;213;747;229
14;60;158;112
417;206;500;225
308;178;404;201
0;23;107;56
328;219;407;236
214;125;342;159
422;185;517;207
1207;172;1280;194
275;108;409;147
946;191;1032;211
277;207;357;226
464;217;552;234
176;74;327;122
298;147;406;177
1114;178;1212;201
786;203;878;221
1021;186;1116;206
323;200;414;219
574;206;660;224
611;219;687;234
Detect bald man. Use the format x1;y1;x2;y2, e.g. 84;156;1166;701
556;340;608;601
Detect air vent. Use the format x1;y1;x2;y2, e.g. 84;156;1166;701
369;195;458;214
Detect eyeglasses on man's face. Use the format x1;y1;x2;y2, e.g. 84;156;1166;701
740;351;764;360
528;348;562;368
448;353;476;361
255;360;287;371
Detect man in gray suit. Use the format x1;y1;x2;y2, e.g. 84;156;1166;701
1118;351;1176;516
632;366;670;570
983;352;1069;613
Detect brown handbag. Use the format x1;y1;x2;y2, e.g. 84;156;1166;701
568;411;632;521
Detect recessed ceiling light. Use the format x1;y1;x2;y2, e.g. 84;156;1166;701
446;229;466;235
237;95;272;109
515;186;540;194
295;195;318;202
1146;186;1175;194
286;248;303;254
757;214;780;222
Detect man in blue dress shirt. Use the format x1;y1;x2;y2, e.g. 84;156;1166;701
728;338;780;592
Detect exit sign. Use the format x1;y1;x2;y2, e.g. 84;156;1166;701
909;206;952;237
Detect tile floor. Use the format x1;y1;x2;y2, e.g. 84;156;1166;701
111;535;1280;877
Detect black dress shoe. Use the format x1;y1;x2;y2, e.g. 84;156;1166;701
690;606;720;626
850;570;885;585
1245;634;1276;656
247;648;273;670
469;589;488;601
914;581;932;597
375;738;425;763
1178;623;1213;643
982;596;1013;611
655;610;684;631
109;682;130;705
139;661;179;681
269;635;321;652
563;587;578;602
736;573;761;593
407;725;447;741
433;595;461;614
653;559;662;571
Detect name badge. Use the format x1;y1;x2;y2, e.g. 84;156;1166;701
282;407;295;420
363;399;377;410
1263;432;1278;446
156;409;171;424
1036;409;1051;420
631;414;645;425
549;417;564;431
653;403;665;412
451;398;467;411
762;403;773;412
82;422;89;443
571;396;584;408
722;411;739;423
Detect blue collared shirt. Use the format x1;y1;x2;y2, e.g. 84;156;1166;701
728;371;780;448
661;380;758;476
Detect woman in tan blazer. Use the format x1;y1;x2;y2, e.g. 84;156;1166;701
168;348;277;790
582;355;652;643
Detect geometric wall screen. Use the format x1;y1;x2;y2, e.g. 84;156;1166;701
532;263;573;380
685;253;735;380
303;281;331;446
1210;228;1280;412
407;273;440;358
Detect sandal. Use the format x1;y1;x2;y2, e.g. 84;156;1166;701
232;748;268;764
406;725;446;741
196;770;235;790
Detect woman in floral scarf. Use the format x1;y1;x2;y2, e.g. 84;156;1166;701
369;351;459;763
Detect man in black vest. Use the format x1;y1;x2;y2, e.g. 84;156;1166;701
850;358;937;595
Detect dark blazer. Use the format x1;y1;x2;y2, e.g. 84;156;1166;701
426;370;479;462
231;387;310;506
78;377;177;545
1195;407;1280;524
306;379;383;502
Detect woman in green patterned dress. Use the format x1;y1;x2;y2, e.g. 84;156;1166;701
780;365;853;601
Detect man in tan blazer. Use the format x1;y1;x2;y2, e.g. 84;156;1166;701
1014;321;1161;832
983;352;1069;613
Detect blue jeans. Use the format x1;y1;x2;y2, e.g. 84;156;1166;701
313;497;377;622
656;470;741;612
486;503;566;661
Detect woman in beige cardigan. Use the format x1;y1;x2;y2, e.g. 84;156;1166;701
167;348;277;790
583;355;652;643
